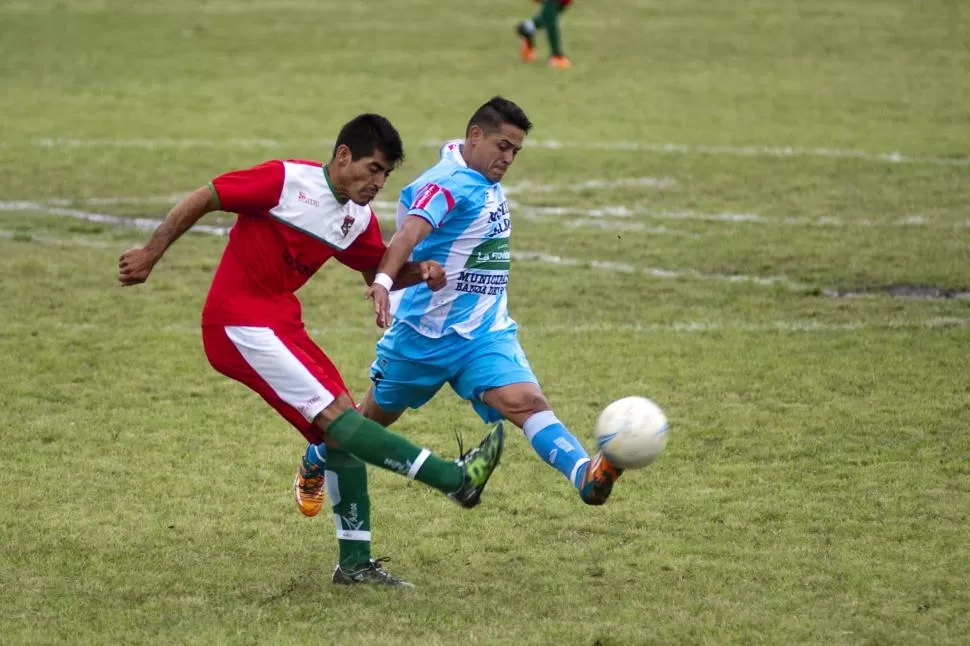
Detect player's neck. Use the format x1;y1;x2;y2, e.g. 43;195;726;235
323;163;349;205
459;144;479;173
460;145;497;184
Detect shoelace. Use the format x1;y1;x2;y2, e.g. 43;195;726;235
453;429;467;461
366;557;398;581
299;474;324;490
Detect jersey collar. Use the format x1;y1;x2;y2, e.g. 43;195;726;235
440;139;468;168
323;164;349;205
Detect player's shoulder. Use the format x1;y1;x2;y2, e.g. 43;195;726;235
405;162;474;201
422;158;487;192
282;159;323;169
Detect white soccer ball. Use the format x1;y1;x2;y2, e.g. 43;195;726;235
594;396;669;469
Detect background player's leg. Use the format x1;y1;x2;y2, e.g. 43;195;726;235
539;0;570;67
517;0;568;62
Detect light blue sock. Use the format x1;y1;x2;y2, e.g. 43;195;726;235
522;411;591;489
303;443;327;472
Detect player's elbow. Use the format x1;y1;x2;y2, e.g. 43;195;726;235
195;185;219;213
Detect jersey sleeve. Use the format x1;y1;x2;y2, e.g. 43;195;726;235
405;179;460;229
209;160;285;214
335;211;387;271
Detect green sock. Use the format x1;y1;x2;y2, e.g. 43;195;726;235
327;409;463;494
325;449;372;569
540;0;564;56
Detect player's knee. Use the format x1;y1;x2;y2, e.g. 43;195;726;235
312;393;356;432
497;389;550;417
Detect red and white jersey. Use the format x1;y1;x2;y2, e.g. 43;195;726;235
202;160;386;329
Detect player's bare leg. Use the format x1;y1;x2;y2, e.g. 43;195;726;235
482;382;622;505
358;385;405;428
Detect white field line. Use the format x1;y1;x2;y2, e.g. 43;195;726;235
5;318;968;336
521;214;702;237
513;251;810;289
522;204;970;229
2;195;701;237
0;229;139;249
368;198;696;236
0;200;231;235
24;137;970;167
41;194;187;207
17;193;965;231
0;202;810;289
5;200;967;293
13;220;956;300
503;176;676;194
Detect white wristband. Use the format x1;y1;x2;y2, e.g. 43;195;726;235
373;272;394;291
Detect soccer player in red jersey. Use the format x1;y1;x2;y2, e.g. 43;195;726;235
118;114;504;586
516;0;573;68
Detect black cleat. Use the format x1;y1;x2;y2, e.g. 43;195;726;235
447;422;505;509
331;558;414;587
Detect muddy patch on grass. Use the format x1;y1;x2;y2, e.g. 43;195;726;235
824;285;970;300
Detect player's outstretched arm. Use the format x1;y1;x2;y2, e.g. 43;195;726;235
364;215;434;327
361;260;445;291
118;186;218;286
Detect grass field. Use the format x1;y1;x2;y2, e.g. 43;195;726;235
2;0;969;644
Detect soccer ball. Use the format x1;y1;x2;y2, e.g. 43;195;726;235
594;396;669;469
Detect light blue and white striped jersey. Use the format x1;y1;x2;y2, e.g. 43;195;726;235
388;139;515;340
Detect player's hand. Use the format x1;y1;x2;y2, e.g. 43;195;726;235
365;283;392;328
421;260;446;291
118;247;159;286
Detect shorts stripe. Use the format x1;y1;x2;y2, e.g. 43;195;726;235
224;326;335;421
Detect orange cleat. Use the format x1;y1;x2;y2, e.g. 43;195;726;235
548;55;572;69
293;463;326;517
577;452;623;505
516;22;536;62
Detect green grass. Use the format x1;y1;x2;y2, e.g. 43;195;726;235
1;0;969;644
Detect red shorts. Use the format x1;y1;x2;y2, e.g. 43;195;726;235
202;325;352;444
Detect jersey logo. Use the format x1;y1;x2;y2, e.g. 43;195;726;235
465;238;510;270
340;214;355;236
297;191;320;208
412;183;456;213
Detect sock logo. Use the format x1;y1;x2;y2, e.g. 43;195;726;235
554;437;576;453
548;448;558;465
339;503;364;531
383;458;412;476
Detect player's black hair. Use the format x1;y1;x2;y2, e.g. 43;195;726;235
466;96;533;136
332;114;405;168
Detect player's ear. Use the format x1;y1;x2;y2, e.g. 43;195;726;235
468;125;483;146
334;144;353;167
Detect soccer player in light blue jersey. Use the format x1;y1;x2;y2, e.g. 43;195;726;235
359;96;624;506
